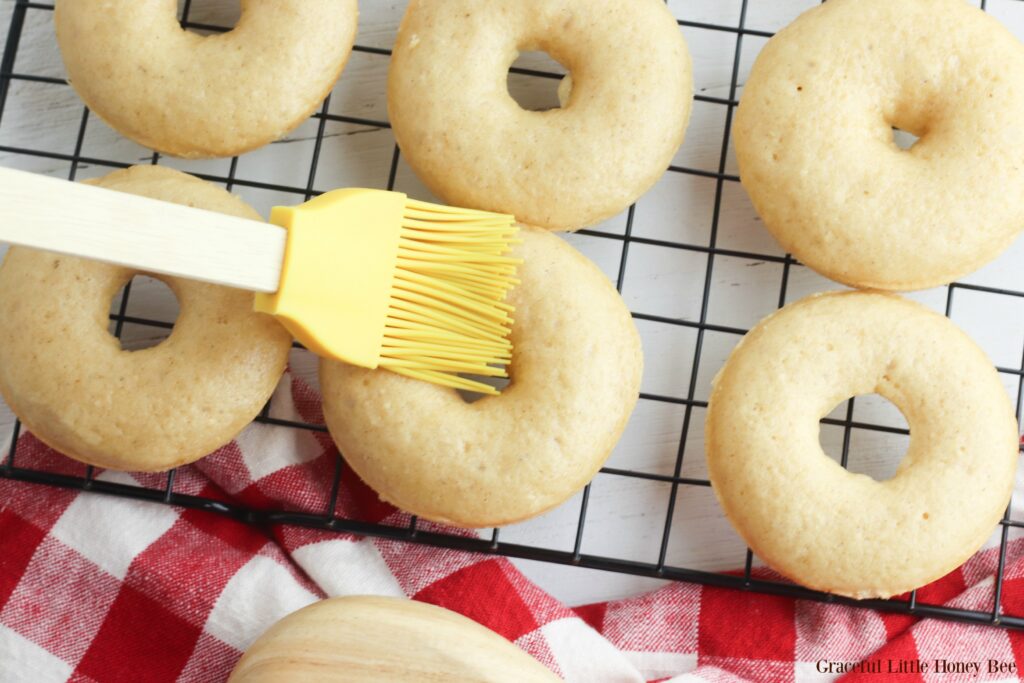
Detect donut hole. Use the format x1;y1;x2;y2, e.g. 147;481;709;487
506;51;569;112
108;275;180;351
891;127;921;151
457;374;511;404
176;0;242;34
819;394;910;482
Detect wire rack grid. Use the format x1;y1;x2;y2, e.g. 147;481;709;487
0;0;1023;630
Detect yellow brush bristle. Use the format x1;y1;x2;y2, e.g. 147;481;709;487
379;199;521;395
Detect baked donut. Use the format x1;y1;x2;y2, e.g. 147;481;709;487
319;228;643;527
706;292;1019;599
229;596;559;682
387;0;692;231
54;0;358;158
0;166;292;472
734;0;1024;291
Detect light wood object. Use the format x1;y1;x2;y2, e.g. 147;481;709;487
228;596;561;682
0;166;286;292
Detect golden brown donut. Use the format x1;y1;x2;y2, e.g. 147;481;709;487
54;0;359;158
734;0;1024;290
706;292;1019;598
388;0;692;231
319;228;643;527
0;166;292;472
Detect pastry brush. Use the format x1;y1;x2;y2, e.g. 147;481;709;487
0;167;520;395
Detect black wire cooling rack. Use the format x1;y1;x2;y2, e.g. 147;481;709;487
1;0;1023;630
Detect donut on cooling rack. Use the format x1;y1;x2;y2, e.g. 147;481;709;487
54;0;358;158
0;166;292;472
706;292;1019;599
734;0;1024;290
387;0;693;231
318;227;643;528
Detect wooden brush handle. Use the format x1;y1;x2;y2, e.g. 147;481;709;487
0;167;286;292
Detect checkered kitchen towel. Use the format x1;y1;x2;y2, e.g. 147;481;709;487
1;374;1023;683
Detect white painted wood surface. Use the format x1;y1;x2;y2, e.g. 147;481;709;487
0;0;1022;606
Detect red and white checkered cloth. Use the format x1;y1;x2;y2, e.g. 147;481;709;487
1;374;1023;682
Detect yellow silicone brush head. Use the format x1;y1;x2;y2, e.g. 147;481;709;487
255;189;519;395
383;198;519;393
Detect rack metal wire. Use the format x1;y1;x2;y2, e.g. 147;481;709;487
1;0;1023;630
